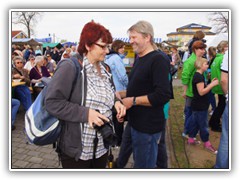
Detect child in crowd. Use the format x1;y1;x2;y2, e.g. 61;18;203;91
188;57;219;154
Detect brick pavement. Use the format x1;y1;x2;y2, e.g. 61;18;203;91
11;108;134;169
11;79;182;169
11;113;61;168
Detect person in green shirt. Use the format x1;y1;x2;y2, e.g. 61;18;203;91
181;40;207;137
209;41;228;132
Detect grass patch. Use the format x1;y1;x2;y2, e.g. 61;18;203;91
168;85;218;169
168;86;190;168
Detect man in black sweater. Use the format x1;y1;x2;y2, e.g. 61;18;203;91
121;20;171;168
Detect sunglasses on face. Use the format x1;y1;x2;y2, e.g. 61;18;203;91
16;62;23;64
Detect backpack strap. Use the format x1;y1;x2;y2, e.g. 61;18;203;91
101;62;116;91
101;62;111;73
68;57;82;99
93;130;98;160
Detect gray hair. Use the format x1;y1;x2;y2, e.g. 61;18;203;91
12;56;23;66
217;40;228;53
34;55;43;65
128;20;157;49
128;20;154;37
13;56;23;63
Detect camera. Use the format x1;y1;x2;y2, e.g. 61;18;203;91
93;111;117;148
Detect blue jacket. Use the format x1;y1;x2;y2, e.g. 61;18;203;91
105;53;128;91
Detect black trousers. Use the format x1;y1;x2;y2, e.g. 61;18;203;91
156;120;168;168
116;122;132;168
60;152;108;169
112;112;124;146
209;94;226;129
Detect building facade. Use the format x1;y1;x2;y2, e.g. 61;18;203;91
12;30;28;39
166;23;215;50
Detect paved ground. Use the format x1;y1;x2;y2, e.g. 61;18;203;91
11;108;135;169
11;79;182;169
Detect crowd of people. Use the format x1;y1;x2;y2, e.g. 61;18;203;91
11;43;77;129
181;31;229;168
11;20;229;169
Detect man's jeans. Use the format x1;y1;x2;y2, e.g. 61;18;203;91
215;101;229;168
14;85;32;111
157;120;167;168
12;99;20;127
131;127;161;168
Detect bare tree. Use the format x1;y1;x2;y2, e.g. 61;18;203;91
12;12;43;38
208;12;229;34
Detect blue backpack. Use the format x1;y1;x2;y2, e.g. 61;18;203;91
24;57;81;146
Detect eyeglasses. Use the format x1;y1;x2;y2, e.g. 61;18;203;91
94;43;110;50
16;62;23;64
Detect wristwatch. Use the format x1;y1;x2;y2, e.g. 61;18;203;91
133;97;137;106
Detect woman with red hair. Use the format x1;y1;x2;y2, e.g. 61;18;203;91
45;21;126;168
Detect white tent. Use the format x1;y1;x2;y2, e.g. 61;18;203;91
205;33;228;47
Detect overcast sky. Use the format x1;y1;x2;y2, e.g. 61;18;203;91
11;10;228;42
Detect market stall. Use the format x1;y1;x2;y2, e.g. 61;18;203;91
12;38;42;50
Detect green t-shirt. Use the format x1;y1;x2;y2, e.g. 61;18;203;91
210;53;224;95
181;53;197;97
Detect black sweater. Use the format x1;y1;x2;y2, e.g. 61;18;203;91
127;50;171;133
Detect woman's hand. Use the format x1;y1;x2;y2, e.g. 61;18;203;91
88;109;109;128
114;101;126;122
31;78;42;84
20;75;25;80
13;74;21;79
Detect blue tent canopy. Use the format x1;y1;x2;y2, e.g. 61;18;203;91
113;37;162;43
61;42;77;47
35;37;52;43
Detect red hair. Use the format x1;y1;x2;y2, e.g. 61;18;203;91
78;21;112;56
192;40;206;53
